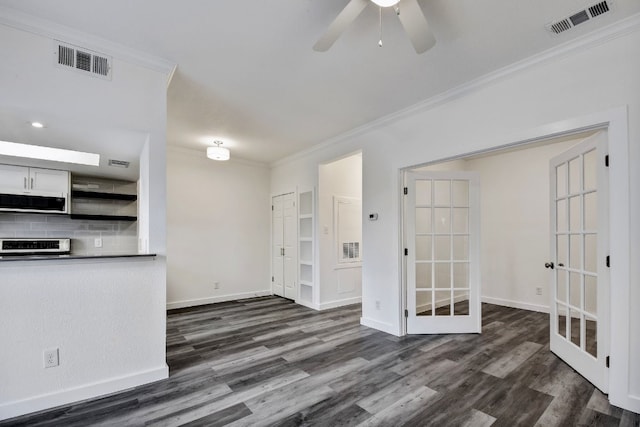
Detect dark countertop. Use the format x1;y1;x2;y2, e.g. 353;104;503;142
0;253;157;262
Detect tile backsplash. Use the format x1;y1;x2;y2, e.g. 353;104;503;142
0;212;137;255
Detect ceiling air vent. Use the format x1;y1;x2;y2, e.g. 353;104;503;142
547;0;613;35
54;41;112;80
108;159;130;168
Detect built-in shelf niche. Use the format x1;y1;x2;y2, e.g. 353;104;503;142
298;188;315;308
71;176;138;221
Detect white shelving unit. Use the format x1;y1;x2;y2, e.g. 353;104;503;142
298;188;315;307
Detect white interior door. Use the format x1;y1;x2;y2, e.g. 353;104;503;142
549;131;609;392
273;193;297;300
283;193;297;300
272;195;285;297
406;171;481;334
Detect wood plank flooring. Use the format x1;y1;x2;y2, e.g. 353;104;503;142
3;297;639;426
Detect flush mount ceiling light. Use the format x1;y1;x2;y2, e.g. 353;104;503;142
370;0;400;6
31;122;44;128
0;140;100;166
206;140;230;161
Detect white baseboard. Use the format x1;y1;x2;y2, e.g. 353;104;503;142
0;365;168;421
482;296;549;313
319;296;362;310
360;316;401;336
295;299;320;310
166;290;271;310
417;293;469;313
611;393;640;414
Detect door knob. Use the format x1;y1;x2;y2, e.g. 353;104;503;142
545;262;554;269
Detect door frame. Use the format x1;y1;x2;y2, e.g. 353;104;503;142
398;107;631;410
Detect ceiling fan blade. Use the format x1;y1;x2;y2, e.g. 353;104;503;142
313;0;369;52
397;0;436;54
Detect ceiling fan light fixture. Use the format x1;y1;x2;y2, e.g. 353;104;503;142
371;0;400;7
206;140;230;161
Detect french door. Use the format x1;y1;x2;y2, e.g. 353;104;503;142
405;171;481;334
272;193;297;300
549;131;609;391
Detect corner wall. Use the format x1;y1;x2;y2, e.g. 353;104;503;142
166;148;271;309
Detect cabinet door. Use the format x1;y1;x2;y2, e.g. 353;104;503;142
30;168;70;195
0;164;29;193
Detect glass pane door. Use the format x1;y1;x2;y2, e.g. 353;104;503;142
407;171;480;334
549;131;609;392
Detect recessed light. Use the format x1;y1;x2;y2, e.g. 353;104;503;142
0;140;100;166
31;122;44;128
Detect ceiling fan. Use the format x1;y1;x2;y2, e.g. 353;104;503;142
313;0;436;54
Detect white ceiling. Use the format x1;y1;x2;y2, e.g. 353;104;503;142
1;0;639;165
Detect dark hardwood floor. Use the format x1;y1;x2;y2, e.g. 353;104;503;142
3;297;639;426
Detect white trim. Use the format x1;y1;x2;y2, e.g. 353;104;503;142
0;365;168;421
295;299;320;310
271;13;640;169
605;107;632;411
166;291;271;310
0;6;176;77
481;296;550;314
417;293;474;314
319;297;362;311
620;395;640;414
360;316;401;336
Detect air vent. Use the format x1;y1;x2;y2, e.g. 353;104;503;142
108;159;130;168
54;41;112;80
589;1;610;17
547;0;613;35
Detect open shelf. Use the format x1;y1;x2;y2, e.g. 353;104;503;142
70;176;138;222
72;190;137;201
70;214;137;221
299;282;313;304
298;188;315;307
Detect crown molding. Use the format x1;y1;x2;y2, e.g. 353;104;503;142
271;12;640;169
0;5;176;78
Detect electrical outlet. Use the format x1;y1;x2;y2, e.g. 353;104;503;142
213;282;220;290
94;238;103;248
375;300;381;310
536;287;543;296
44;348;59;368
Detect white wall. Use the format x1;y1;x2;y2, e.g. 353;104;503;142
270;25;640;411
318;153;362;309
166;148;271;309
0;23;169;420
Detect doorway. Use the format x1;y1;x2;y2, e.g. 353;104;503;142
317;152;363;309
272;192;297;300
402;130;610;393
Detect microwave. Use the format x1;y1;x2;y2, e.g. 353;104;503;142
0;238;71;255
0;193;67;214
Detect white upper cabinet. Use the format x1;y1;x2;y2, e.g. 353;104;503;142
0;164;30;192
30;168;70;195
0;164;70;196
